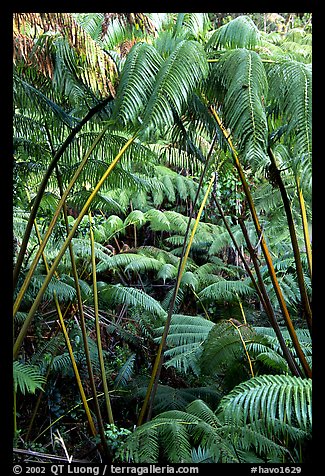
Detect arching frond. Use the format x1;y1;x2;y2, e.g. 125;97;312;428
97;282;166;318
267;59;312;156
199;277;255;302
124;210;147;228
200;320;256;381
112;42;163;128
13;361;46;395
206;15;261;51
213;48;268;164
154;314;214;374
142;40;209;138
218;374;312;432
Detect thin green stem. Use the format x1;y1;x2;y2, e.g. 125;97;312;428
14;123;111;318
13;134;136;359
267;146;312;333
89;211;114;425
295;176;312;279
209;105;311;378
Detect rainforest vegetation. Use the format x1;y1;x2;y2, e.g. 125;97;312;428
13;12;312;464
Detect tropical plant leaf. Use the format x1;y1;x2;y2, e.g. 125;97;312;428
142;40;209;137
267;59;312;156
97;282;166;318
112;42;163;128
214;48;268;164
13;361;46;395
218;374;312;432
206;15;261;50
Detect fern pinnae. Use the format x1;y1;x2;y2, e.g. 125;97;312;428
13;361;46;395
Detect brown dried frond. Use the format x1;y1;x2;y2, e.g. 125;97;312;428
13;12;117;97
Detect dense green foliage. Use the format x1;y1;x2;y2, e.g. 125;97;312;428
13;12;312;464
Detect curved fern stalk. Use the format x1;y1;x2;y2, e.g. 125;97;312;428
13;96;112;290
295;175;312;279
267;146;312;333
209;106;311;379
13;121;112;317
228;316;255;378
89;211;114;425
138;171;216;426
211;191;268;310
13;134;137;359
56;171;111;459
238;218;300;377
24;206;98;439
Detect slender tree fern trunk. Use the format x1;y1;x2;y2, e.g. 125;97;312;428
89;211;115;425
238;218;302;376
13;134;136;359
267;145;312;333
209;106;311;378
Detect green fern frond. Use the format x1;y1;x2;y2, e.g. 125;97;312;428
121;399;237;463
267;59;312;156
145;209;171;231
28;274;77;303
199;277;255;302
142;40;209;137
124;210;147;228
251;326;312;374
14;74;78;128
218;374;312;432
154;314;214;374
215;48;268;164
114;353;136;388
138;246;180;266
207;15;261;52
97;283;166;318
102;215;125;239
125;256;165;274
112;42;163;128
200;319;256;379
157;263;178;283
13;361;46;394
